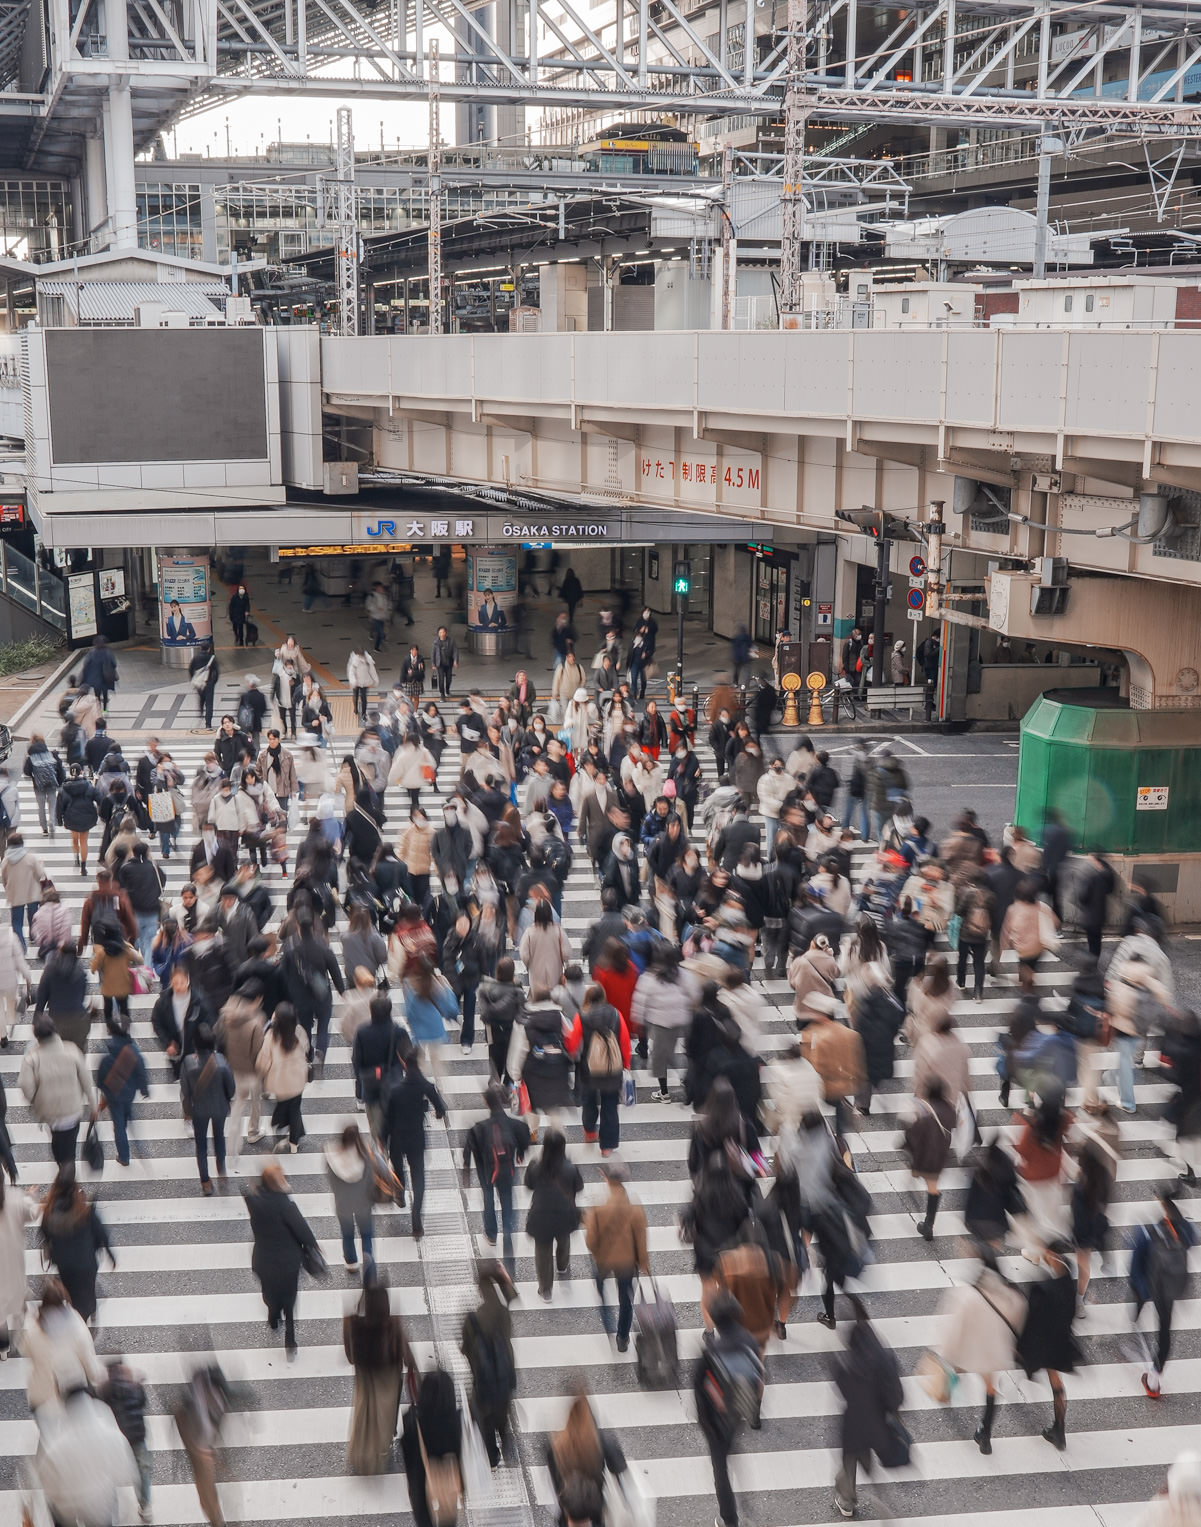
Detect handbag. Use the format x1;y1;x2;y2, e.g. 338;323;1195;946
130;965;155;996
149;790;176;825
945;913;962;952
516;1080;531;1117
915;1348;957;1404
604;1468;655;1527
301;1243;330;1280
876;1411;913;1470
622;1070;637;1108
82;1121;104;1173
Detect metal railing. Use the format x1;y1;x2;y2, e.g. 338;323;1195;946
0;542;66;630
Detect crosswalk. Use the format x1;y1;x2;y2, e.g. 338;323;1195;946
0;693;1190;1527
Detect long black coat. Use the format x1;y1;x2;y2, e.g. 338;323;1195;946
832;1320;904;1462
523;1155;582;1243
855;988;904;1085
244;1185;318;1306
1016;1267;1080;1377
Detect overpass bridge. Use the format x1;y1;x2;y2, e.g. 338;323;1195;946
318;324;1201;709
10;317;1201;715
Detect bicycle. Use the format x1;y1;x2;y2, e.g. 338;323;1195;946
816;678;861;723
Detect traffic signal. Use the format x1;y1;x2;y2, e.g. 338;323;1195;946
673;560;691;596
834;507;886;539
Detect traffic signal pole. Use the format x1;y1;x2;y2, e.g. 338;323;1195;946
872;532;890;687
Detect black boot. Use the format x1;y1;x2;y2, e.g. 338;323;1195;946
974;1393;996;1455
918;1192;939;1241
999;1079;1011;1110
1042;1391;1066;1451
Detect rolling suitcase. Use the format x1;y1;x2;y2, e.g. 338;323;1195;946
245;619;260;647
634;1279;678;1389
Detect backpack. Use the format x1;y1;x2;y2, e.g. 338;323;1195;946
61;722;85;766
467;1312;516;1410
489;1118;516;1185
963;896;991;940
1149;1221;1189;1304
29;754;57;794
89;895;122;944
585;1021;622;1080
704;1338;765;1433
418;1427;462;1527
236;699;257;734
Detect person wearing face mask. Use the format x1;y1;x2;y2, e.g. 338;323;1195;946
601;832;639;906
732;738;765;809
228;584;251;647
207;776;258;855
709;709;733;786
757;757;792;863
189;816;236;883
432;801;472;895
667;741;701;825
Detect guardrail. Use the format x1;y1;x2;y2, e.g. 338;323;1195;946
0;543;66;630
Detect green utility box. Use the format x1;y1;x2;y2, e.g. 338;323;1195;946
1015;689;1201;855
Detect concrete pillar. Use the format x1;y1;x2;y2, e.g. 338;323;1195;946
84;130;108;249
538;262;587;331
831;542;859;640
102;82;137;248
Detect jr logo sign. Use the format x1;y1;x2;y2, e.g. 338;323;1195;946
366;520;397;537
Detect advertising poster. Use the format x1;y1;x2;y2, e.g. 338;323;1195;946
466;547;517;628
159;555;211;648
66;572;98;644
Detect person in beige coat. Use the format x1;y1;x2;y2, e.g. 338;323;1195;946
904;954;957;1045
788;935;840;1023
1001;882;1059;973
519;903;573;994
255;1002;310;1152
216;986;267;1160
799;994;866;1137
935;1244;1027;1456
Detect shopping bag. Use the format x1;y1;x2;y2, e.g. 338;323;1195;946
621;1071;637;1108
459;1396;493;1501
506;1022;529;1081
915;1349;957;1404
603;1468;655;1527
517;1081;531;1116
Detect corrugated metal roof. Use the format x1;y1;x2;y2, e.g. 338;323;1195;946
37;281;230;323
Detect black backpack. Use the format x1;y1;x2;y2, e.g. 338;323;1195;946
467;1312;516;1411
237;699;257;734
1149;1221;1189;1304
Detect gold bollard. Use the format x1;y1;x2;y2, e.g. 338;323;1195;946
780;671;802;727
805;670;826;727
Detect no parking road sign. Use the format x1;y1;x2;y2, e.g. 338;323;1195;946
909;554;926;577
906;586;926;611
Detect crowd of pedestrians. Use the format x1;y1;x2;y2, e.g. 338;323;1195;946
0;592;1194;1527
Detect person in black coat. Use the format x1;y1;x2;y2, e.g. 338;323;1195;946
523;1128;583;1299
681;1150;752;1278
1076;851;1116;960
280;911;345;1070
808;752;840;812
343;791;384;870
151;965;213;1072
382;1037;447;1240
244;1162;319;1357
831;1298;906;1519
693;1292;763;1527
599;835;639;906
852;986;904;1115
188;641;220;728
1015;1240;1079;1450
352;992;407;1137
39;1165;114;1324
228;586;251;646
400;1369;462;1527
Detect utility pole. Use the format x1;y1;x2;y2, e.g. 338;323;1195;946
778;0;808;322
428;39;444;335
333;106;359;336
872;528;889;688
1033;129;1062;281
720;142;736;330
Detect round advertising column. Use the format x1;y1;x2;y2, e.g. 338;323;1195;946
158;553;213;670
466;544;518;657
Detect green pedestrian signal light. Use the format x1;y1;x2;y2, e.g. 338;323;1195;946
673;574;690;595
673;559;691;596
